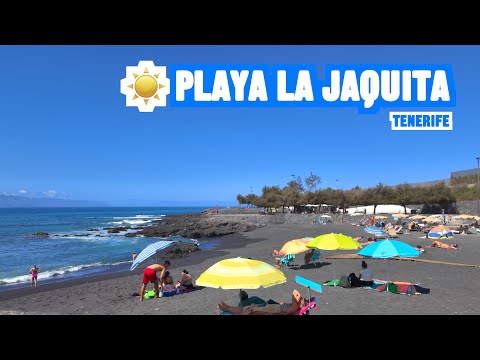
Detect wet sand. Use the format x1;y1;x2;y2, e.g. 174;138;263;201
1;223;479;315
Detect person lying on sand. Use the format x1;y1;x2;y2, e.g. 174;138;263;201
428;241;458;249
217;289;306;315
416;245;426;253
272;249;286;266
360;237;376;247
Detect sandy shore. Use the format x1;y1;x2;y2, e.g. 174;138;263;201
1;223;479;315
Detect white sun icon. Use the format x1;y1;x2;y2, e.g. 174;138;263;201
120;60;170;112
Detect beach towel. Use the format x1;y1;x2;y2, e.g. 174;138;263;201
323;279;340;286
374;281;422;295
144;290;156;299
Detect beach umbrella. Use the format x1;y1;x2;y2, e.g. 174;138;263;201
393;213;410;218
375;215;387;219
358;239;420;291
409;215;426;220
364;226;387;237
278;237;312;255
306;233;362;284
130;240;178;271
424;215;443;223
428;225;453;239
195;257;287;289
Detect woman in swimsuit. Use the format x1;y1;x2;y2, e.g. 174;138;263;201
175;269;194;292
30;264;39;287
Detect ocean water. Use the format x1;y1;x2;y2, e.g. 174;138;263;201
0;207;213;289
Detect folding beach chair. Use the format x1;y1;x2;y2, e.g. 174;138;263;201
279;254;296;267
294;275;322;315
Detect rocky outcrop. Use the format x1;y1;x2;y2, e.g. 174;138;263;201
133;213;258;239
163;242;200;259
29;232;49;237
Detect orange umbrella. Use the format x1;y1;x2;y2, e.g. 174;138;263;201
279;237;313;255
430;225;452;233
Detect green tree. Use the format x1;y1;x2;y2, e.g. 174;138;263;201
305;172;321;192
236;194;246;207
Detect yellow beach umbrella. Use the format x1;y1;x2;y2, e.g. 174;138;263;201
279;237;312;255
306;233;362;285
375;215;387;219
195;257;287;289
393;213;410;218
306;233;362;251
409;215;426;220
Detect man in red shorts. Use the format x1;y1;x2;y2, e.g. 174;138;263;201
139;261;170;302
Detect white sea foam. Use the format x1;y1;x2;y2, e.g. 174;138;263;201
0;261;130;286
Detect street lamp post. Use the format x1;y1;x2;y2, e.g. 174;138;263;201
477;157;480;216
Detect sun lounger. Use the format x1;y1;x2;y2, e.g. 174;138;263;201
387;228;399;238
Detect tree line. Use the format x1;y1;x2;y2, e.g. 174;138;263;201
236;174;456;214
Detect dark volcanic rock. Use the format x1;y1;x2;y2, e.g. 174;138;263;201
106;226;131;233
163;242;200;259
135;213;257;239
29;232;49;237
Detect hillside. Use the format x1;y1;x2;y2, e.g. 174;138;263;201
0;195;106;208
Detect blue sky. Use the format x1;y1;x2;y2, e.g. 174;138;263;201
0;45;478;206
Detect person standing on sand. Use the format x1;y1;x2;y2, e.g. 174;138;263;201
139;261;170;302
30;265;39;287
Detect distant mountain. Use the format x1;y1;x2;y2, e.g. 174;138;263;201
0;195;107;208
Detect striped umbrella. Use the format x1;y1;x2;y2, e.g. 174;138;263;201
428;225;453;239
195;257;287;289
364;226;387;236
130;240;177;271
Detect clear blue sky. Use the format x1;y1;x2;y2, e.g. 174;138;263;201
0;45;478;206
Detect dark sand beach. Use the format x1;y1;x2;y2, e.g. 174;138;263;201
1;222;479;315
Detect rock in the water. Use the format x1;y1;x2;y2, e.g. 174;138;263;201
29;232;49;237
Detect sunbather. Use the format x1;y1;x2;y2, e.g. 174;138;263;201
217;289;306;315
175;269;194;292
360;237;376;246
429;241;458;249
272;249;286;266
416;245;426;253
238;290;267;307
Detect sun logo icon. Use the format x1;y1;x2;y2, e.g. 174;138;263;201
120;60;170;112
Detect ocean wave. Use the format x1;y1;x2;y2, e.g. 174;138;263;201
112;215;163;219
108;219;152;225
0;261;131;286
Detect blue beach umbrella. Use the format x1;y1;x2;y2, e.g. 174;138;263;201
358;239;420;291
364;226;387;237
130;240;177;271
428;225;454;239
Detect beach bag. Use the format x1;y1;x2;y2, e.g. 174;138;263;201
339;274;351;288
348;273;362;287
